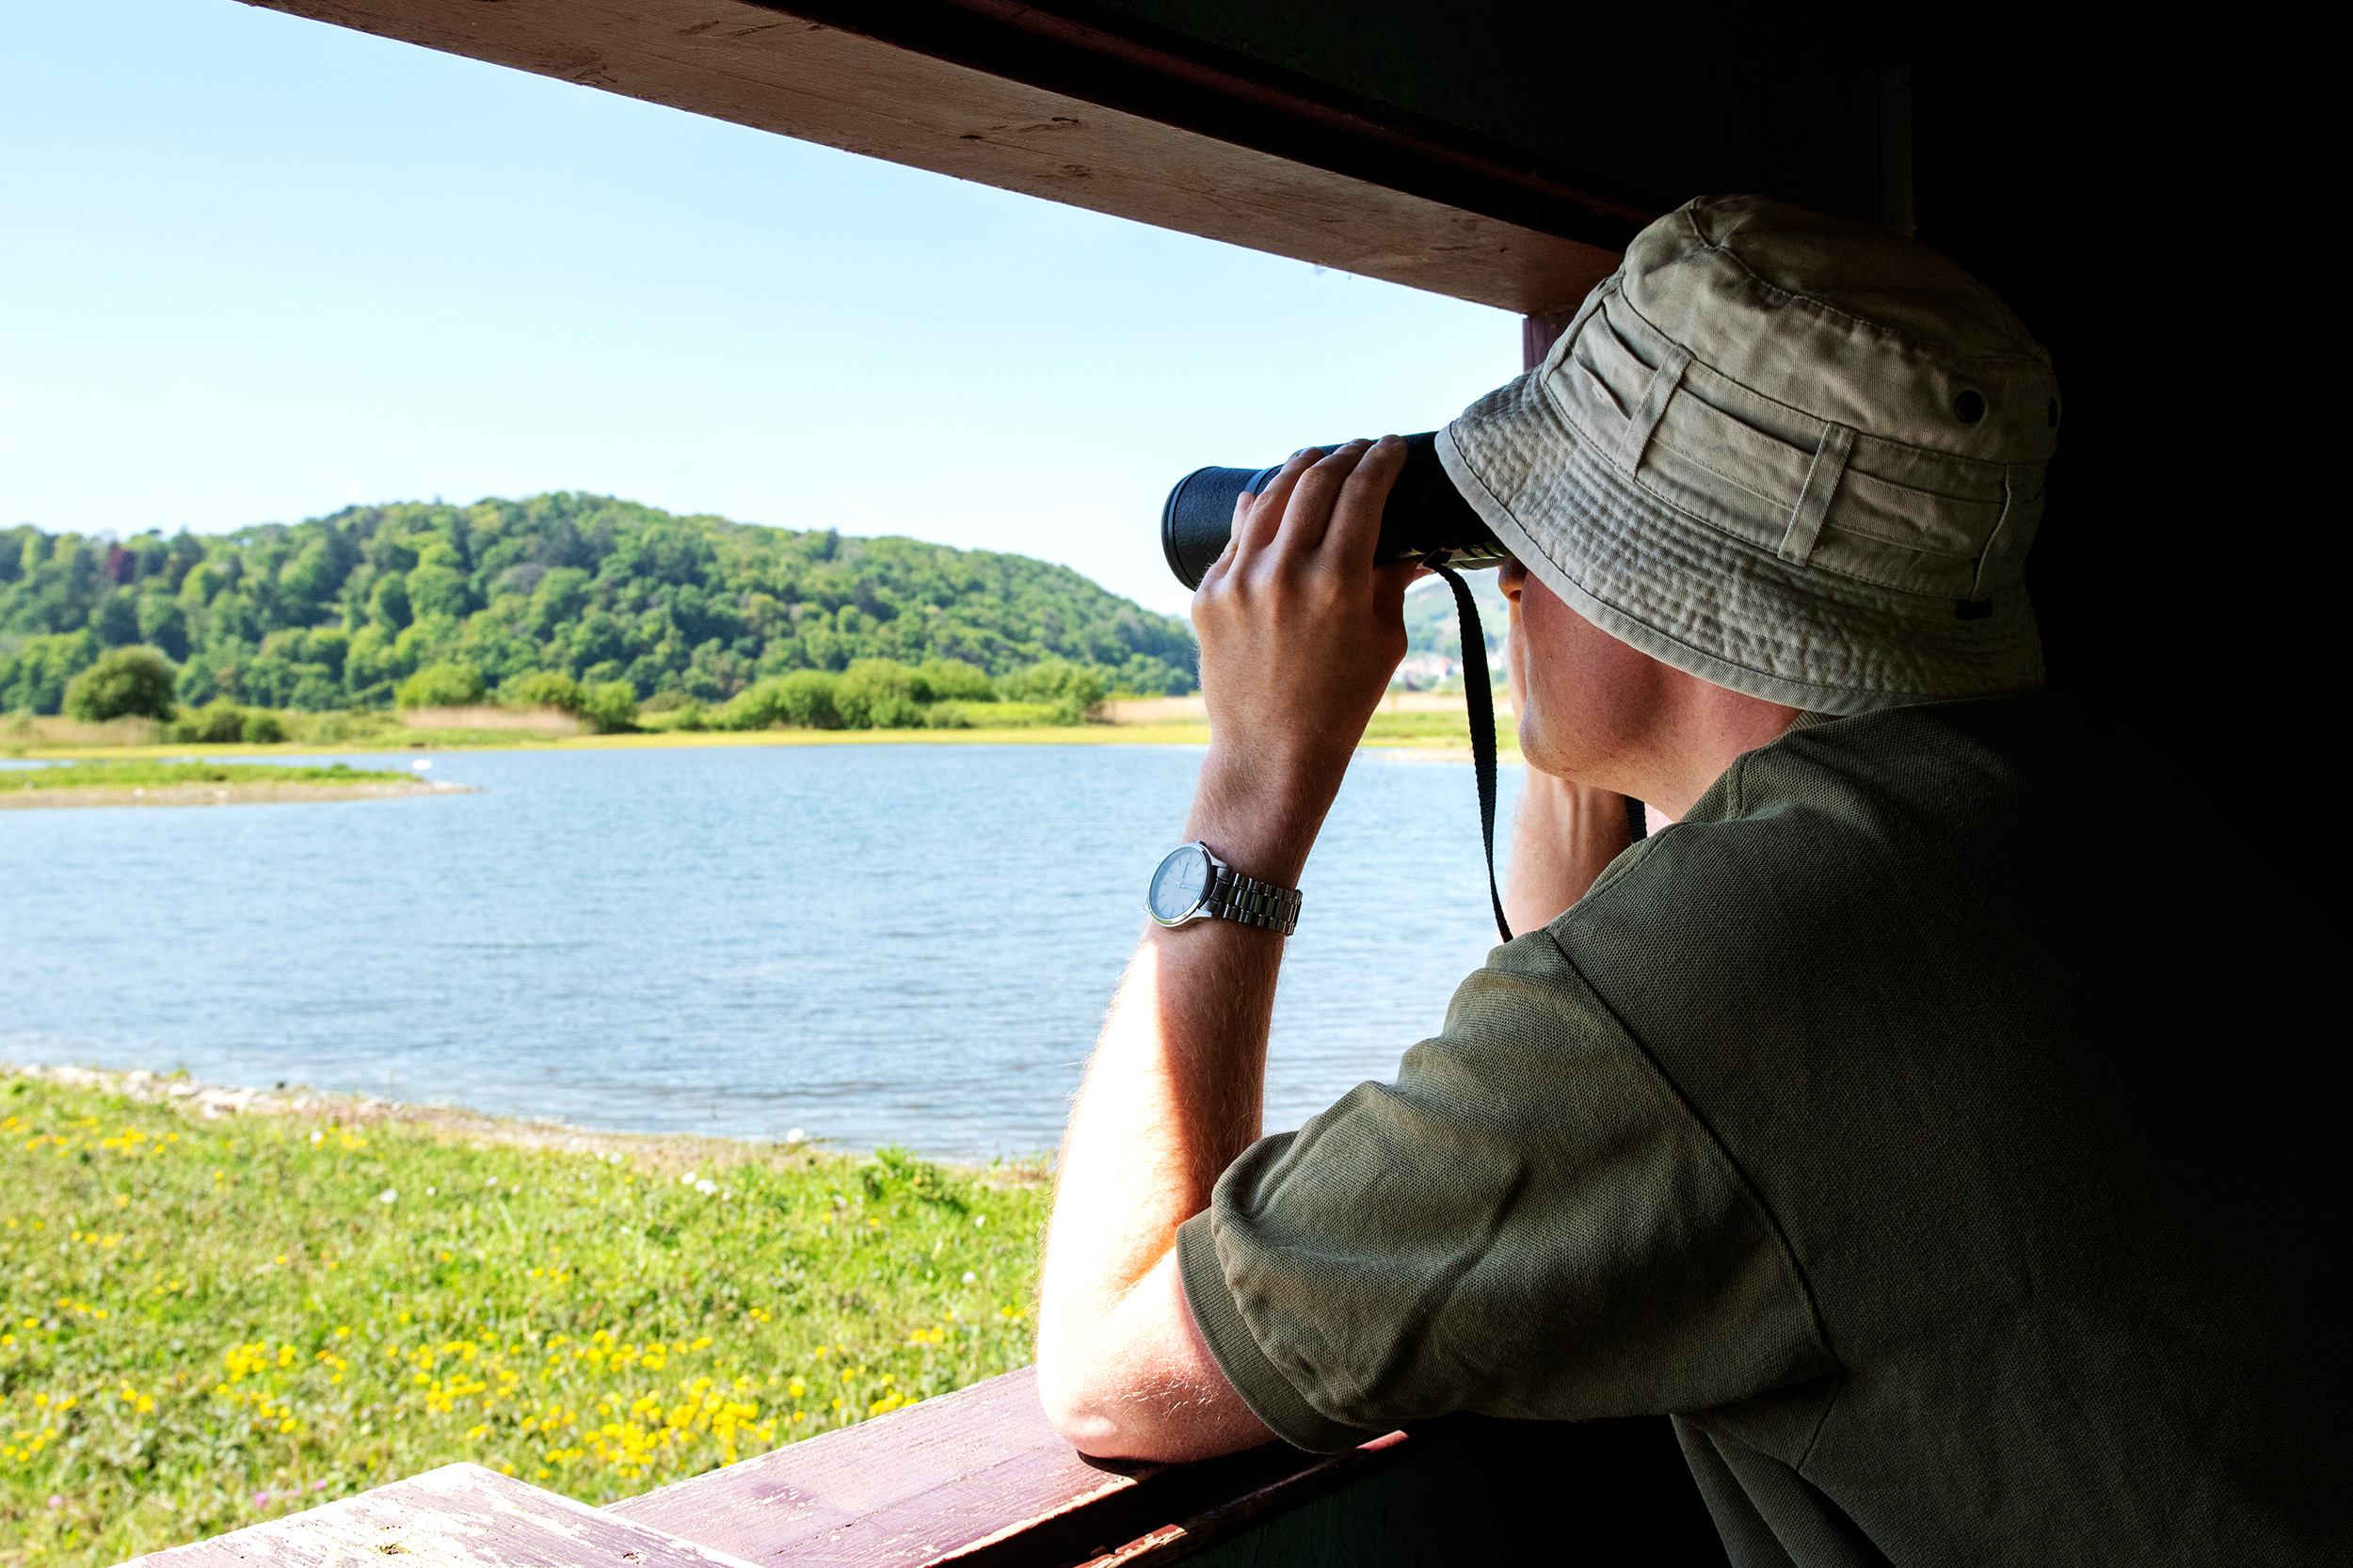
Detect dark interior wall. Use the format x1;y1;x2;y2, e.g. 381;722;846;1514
1910;51;2343;932
1079;0;1882;219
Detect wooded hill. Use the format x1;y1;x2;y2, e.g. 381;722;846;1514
0;495;1198;713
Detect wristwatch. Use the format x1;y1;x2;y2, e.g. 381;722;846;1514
1145;842;1303;936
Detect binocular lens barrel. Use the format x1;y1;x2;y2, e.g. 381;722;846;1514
1159;431;1508;590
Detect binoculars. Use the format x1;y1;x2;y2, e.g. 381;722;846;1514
1160;432;1508;589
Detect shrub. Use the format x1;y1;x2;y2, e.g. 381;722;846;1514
172;699;248;744
579;680;640;733
834;661;930;730
717;671;840;731
714;682;780;731
976;701;1068;728
394;662;486;711
240;710;287;744
61;645;177;722
502;670;584;713
913;659;995;704
925;702;977;728
774;670;841;728
995;659;1106;724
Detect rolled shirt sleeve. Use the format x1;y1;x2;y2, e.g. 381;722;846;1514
1176;932;1836;1452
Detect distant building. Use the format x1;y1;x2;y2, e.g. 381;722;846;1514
1392;653;1461;691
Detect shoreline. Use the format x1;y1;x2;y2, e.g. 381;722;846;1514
8;724;1518;765
8;723;1217;761
0;779;474;809
0;1061;1047;1180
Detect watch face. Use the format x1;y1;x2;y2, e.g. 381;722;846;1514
1147;843;1213;925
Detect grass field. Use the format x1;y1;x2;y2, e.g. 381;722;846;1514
0;1074;1050;1565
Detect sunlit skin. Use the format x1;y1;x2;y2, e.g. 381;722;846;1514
1499;555;1801;822
1037;438;1802;1461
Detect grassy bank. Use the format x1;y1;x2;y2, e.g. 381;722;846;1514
0;1071;1049;1566
1;761;462;812
3;761;410;792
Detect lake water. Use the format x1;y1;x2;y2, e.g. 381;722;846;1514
1;744;1523;1160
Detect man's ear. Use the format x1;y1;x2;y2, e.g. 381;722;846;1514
1497;557;1528;607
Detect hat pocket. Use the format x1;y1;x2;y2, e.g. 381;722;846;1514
1625;352;2032;601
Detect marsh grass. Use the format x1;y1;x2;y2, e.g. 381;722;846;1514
0;1075;1048;1565
1359;708;1512;748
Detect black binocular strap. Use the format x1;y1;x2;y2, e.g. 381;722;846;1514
1427;559;1513;946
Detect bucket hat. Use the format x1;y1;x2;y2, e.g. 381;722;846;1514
1437;195;2059;713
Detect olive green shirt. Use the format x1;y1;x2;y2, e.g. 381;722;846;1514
1178;693;2350;1566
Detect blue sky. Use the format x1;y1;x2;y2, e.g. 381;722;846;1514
0;1;1515;616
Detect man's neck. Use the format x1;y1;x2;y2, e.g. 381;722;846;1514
1622;678;1802;820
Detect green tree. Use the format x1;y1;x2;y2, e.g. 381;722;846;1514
394;662;486;710
368;572;413;632
93;588;141;647
0;631;98;713
136;593;191;661
62;645;177;721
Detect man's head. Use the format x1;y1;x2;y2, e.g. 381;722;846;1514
1443;196;2059;722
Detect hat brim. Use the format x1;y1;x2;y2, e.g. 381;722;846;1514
1438;368;2044;715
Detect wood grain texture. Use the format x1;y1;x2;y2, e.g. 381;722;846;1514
608;1367;1142;1565
607;1367;1419;1567
240;0;1621;313
120;1463;763;1567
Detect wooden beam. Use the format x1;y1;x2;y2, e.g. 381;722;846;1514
606;1367;1137;1565
241;0;1625;314
605;1364;1414;1565
112;1368;1715;1564
122;1462;761;1566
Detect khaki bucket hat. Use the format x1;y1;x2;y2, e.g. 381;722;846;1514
1437;195;2059;714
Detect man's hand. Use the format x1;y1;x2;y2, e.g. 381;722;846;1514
1186;438;1421;883
1035;438;1415;1462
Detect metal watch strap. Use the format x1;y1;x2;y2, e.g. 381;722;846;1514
1207;864;1303;936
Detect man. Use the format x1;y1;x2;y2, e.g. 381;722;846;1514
1035;196;2349;1565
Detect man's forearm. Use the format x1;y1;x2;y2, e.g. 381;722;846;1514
1504;770;1635;933
1037;439;1417;1461
1034;746;1321;1457
1041;901;1277;1325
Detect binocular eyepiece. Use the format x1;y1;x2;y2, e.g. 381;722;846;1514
1159;432;1509;590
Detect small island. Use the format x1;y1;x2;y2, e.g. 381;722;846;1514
1;760;470;809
